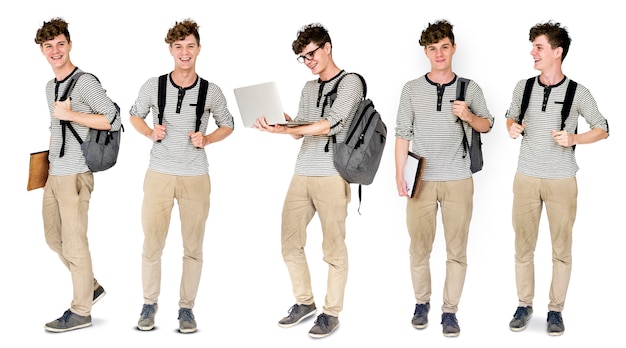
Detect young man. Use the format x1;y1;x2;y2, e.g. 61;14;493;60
129;19;234;334
35;17;118;333
394;19;493;337
505;21;609;336
254;23;362;339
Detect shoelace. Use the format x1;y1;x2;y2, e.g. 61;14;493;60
314;314;329;328
140;305;155;318
548;312;562;325
179;309;194;321
513;307;528;320
414;304;428;317
441;313;458;326
58;310;73;322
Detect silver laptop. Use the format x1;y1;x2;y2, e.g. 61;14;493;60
233;81;312;127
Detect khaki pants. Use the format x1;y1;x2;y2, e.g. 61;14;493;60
512;173;577;312
43;173;100;316
141;170;211;309
406;178;473;314
281;175;350;317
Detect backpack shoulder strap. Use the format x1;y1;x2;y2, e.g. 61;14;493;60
196;78;209;132
561;79;577;130
59;72;87;157
455;77;470;101
157;74;168;125
519;77;535;125
456;77;471;156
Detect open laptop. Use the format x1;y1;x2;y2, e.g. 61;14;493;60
233;81;312;127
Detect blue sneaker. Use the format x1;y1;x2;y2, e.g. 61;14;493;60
509;306;533;331
547;311;564;336
411;303;430;329
441;312;460;337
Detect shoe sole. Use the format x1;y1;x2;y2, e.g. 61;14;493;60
278;309;317;328
179;327;197;334
412;322;428;329
443;331;460;337
548;330;564;336
93;289;106;305
137;324;155;331
308;323;339;338
45;322;92;333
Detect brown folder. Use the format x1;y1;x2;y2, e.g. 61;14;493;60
405;151;426;199
27;150;49;191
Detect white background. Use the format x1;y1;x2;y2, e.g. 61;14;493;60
1;0;622;347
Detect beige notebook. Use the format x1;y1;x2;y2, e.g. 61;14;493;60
405;151;425;199
27;150;49;191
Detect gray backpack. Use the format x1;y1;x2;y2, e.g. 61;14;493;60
322;72;387;185
321;73;387;212
59;72;123;172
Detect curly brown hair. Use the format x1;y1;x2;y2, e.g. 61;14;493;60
165;19;200;45
529;21;571;62
34;17;70;45
292;23;332;54
419;19;455;47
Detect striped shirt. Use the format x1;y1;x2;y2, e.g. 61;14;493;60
505;76;609;179
293;71;363;176
129;73;234;176
395;74;494;181
46;68;120;176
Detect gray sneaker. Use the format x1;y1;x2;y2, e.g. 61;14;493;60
412;302;430;329
547;311;564;336
278;303;317;328
308;313;339;338
137;303;158;331
441;312;460;337
93;285;106;305
44;309;92;333
509;306;533;331
178;308;197;333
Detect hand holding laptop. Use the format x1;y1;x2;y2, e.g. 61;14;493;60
233;81;313;128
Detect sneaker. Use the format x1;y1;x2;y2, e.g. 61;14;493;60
509;306;533;331
137;303;158;331
547;311;565;336
278;303;317;328
93;285;106;305
411;302;430;329
178;308;197;334
308;313;339;338
44;309;92;333
441;312;460;337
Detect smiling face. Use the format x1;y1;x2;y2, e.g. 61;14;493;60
169;34;201;72
40;34;72;73
424;37;456;73
531;34;562;72
298;41;331;78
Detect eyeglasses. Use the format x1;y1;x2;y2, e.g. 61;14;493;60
297;44;325;63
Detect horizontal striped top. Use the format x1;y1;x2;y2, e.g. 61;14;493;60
395;74;494;181
505;76;609;179
129;73;234;176
46;68;121;176
293;71;363;176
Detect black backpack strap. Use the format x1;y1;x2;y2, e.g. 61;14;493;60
196;78;209;132
561;79;577;130
562;79;578;150
322;72;366;152
59;72;86;158
519;77;535;125
157;74;168;125
455;77;470;158
193;78;209;149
